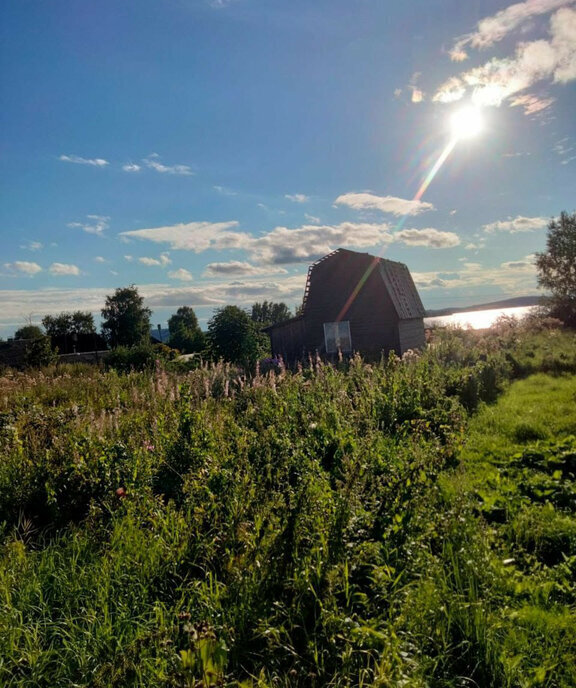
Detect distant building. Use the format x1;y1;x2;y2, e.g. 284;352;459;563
265;248;426;362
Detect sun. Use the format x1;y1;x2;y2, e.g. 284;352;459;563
450;105;484;140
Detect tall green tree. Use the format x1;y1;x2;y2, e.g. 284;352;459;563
250;301;292;327
536;211;576;328
168;306;205;353
207;305;263;367
14;324;43;340
101;286;152;347
42;311;96;337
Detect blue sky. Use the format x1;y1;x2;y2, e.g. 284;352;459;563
1;0;575;337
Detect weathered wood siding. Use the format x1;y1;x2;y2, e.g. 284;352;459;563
268;318;306;362
303;251;401;356
398;318;426;352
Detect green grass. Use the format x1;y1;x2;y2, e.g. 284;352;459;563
0;329;575;686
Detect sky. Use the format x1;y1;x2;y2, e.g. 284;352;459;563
1;0;575;337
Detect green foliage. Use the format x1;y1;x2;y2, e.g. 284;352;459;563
105;343;177;373
207;305;265;368
24;336;57;368
14;324;43;340
101;285;152;348
168;306;206;353
250;301;292;326
536;210;576;327
42;311;96;337
1;328;575;686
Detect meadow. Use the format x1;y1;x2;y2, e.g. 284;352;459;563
1;322;576;687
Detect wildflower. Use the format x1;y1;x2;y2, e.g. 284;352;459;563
116;487;126;498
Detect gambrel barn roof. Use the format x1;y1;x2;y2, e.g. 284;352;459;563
301;249;425;320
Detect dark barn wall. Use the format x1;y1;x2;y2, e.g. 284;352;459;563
303;251;401;356
398;318;426;352
268;318;306;362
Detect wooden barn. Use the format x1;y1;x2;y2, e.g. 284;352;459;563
266;248;426;362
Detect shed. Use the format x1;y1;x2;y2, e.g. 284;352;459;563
266;248;426;361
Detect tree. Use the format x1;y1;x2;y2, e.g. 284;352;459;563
25;336;57;368
535;211;576;328
42;311;96;337
101;286;152;347
207;305;263;367
250;301;292;327
168;306;205;353
14;324;44;340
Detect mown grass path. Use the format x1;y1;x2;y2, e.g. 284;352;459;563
432;373;576;687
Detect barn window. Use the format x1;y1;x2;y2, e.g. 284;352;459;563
323;321;352;354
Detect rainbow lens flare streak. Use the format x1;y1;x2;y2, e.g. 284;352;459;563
336;136;458;323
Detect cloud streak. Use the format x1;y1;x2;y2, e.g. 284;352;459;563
68;215;110;236
59;154;109;167
334;192;435;216
483;215;548;232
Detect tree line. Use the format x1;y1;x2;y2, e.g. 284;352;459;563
12;286;293;367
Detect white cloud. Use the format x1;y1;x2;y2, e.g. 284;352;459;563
413;254;538;293
68;215;109;236
304;214;321;224
122;163;142;172
483;215;548;232
435;7;576;108
49;263;80;276
450;0;573;58
138;253;172;267
252;222;394;265
143;154;194;176
120;218;394;266
4;261;42;275
285;194;309;203
59;154;109;167
168;268;194;281
203;261;288;277
120;221;247;252
94;256;107;263
20;241;43;252
395;228;461;248
335;192;435;216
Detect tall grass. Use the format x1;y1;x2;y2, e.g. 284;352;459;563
1;327;575;686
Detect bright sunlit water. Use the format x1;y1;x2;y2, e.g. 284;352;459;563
424;305;535;330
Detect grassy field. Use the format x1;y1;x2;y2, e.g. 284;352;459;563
1;325;575;687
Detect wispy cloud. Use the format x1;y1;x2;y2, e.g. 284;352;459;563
395;228;461;248
203;262;288;277
435;6;576;108
335;192;435;216
49;263;80;276
142;153;194;176
138;253;172;267
168;268;194;281
68;215;110;236
450;0;573;58
214;185;238;196
122;163;142;172
285;194;309;203
4;261;42;275
59;154;109;167
19;241;43;252
304;214;321;224
510;93;556;114
121;221;246;252
483;215;548;232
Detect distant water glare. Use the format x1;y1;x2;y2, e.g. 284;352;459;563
425;305;535;330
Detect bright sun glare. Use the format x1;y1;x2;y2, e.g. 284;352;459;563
450;105;484;140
